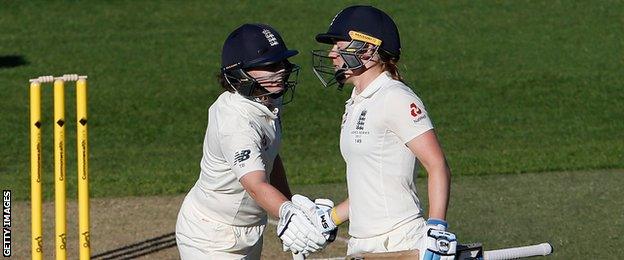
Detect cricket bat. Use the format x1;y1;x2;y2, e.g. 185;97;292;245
297;242;553;260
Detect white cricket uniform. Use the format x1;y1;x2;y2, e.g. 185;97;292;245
176;91;281;259
340;72;434;255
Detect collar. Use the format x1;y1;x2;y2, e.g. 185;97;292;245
351;71;392;99
225;92;278;120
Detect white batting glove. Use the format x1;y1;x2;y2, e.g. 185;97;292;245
277;201;327;256
423;218;457;260
291;194;338;241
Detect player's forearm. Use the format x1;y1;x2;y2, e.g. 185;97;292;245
248;181;289;217
332;199;350;225
426;163;450;220
241;171;289;217
269;155;292;198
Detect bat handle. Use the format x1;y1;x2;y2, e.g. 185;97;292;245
484;242;553;260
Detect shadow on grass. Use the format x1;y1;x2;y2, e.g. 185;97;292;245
0;55;28;68
91;232;176;260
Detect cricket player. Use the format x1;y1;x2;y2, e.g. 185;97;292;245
293;5;458;260
175;23;327;259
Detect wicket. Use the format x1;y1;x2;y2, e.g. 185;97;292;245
29;74;90;260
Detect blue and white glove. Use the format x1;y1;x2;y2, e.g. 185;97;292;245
423;218;457;260
291;194;338;242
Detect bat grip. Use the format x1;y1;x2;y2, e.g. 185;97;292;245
484;242;553;260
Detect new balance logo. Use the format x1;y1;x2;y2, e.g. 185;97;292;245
355;110;367;130
234;150;251;164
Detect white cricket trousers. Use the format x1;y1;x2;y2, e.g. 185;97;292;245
347;217;428;259
175;195;265;260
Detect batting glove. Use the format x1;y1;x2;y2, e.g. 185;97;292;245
423;218;457;260
313;198;339;242
291;194;338;242
277;201;327;256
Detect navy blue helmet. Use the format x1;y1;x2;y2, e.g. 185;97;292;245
221;24;300;102
312;6;401;89
316;5;400;58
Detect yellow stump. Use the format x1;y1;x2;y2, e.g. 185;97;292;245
76;78;90;260
30;81;43;260
54;79;67;260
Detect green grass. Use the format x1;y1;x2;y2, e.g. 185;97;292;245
292;169;624;259
1;1;623;201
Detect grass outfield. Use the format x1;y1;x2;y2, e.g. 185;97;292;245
1;1;623;201
9;170;623;259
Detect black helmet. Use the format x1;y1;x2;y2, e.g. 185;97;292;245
221;23;300;103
